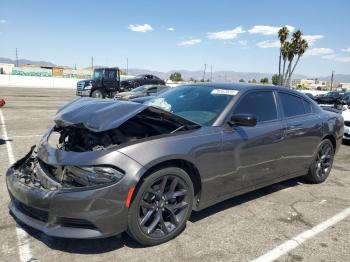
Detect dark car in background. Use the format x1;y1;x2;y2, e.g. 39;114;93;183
121;74;165;89
338;92;350;106
114;85;169;101
6;83;343;246
314;91;346;104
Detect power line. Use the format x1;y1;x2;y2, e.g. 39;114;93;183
202;63;207;81
126;57;129;75
210;64;213;82
15;48;18;67
330;70;335;91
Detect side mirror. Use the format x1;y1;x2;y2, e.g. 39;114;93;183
229;114;257;127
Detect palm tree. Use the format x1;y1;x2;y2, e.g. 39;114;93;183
287;39;309;85
278;27;289;85
276;28;309;87
284;30;302;86
281;41;291;85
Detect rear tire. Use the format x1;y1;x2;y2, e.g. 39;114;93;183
127;167;194;246
305;139;334;183
91;89;105;99
133;82;140;88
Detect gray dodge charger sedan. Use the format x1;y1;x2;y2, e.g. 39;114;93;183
6;83;344;245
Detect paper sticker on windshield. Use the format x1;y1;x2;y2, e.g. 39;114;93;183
211;89;238;96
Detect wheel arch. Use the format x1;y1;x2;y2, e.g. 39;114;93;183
322;134;336;151
130;159;202;210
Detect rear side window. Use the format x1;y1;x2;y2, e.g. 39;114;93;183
233;91;277;122
303;100;313;114
279;93;306;117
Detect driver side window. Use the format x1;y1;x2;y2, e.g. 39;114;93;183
233;91;278;123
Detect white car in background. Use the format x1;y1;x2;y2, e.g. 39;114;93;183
342;108;350;140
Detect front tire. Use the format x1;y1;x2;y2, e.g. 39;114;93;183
127;167;194;246
305;139;334;183
91;89;105;99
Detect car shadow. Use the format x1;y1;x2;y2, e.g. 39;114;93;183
14;177;304;254
0;138;13;145
190;177;302;222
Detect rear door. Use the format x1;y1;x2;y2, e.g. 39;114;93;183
221;90;286;191
277;92;322;174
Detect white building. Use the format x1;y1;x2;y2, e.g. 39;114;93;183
0;63;14;75
339;82;350;90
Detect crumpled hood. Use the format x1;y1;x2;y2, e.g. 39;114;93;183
54;98;148;132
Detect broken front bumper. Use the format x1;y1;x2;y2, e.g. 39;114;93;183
6;142;145;239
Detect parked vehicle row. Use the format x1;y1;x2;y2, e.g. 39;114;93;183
114;84;170;101
6;83;343;246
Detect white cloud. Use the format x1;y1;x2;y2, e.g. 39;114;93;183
305;48;334;56
177;39;202;46
238;40;248;49
207;26;245;40
248;25;295;35
303;35;324;45
323;54;350;62
167;27;175;31
341;47;350;52
128;24;153;32
256;40;280;48
0;19;7;24
239;40;247;46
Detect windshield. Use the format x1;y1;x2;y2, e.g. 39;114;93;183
131;86;147;93
92;69;103;80
145;85;238;125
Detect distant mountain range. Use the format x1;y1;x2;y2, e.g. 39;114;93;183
1;57;350;83
0;57;56;67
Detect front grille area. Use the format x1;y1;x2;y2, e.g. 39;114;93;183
12;198;49;222
59;217;98;230
344;121;350;127
344;133;350;138
77;82;85;90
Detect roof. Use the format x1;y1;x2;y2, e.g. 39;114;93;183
181;82;292;91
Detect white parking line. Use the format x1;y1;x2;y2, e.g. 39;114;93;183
0;109;33;262
252;207;350;262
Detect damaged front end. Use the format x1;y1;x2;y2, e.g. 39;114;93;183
6;98;200;238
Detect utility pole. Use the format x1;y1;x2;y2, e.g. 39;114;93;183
91;56;94;69
15;48;19;67
126;57;129;75
202;63;207;81
210;64;213;82
330;70;335;91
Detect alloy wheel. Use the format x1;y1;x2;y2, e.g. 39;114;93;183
138;175;190;238
315;142;333;179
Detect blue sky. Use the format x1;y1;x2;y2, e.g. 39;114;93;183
1;0;350;76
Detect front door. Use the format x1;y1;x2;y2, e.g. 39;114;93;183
103;69;118;92
221;90;286;192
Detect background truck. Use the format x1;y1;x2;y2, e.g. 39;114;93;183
76;67;125;98
76;67;165;98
